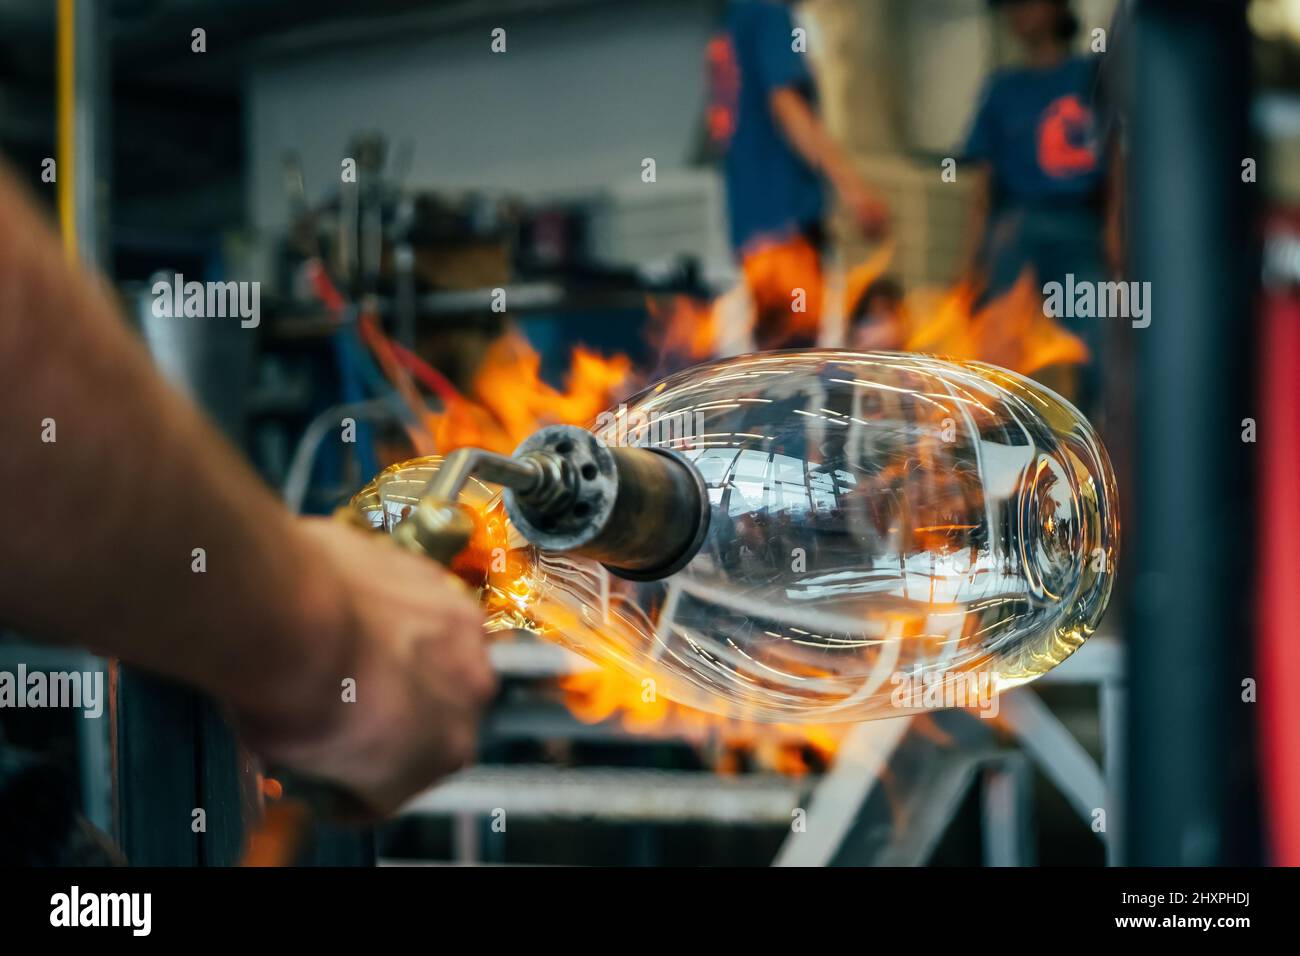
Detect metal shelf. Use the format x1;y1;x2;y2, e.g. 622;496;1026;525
402;764;812;825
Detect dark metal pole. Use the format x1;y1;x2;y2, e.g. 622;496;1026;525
59;0;115;842
1127;0;1260;864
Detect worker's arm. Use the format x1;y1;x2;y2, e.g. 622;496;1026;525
769;88;889;238
959;162;992;282
0;167;494;815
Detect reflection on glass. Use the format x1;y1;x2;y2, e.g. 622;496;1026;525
353;350;1118;723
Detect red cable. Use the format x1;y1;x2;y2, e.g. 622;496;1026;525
1259;283;1300;864
388;341;462;405
308;257;464;406
307;259;347;314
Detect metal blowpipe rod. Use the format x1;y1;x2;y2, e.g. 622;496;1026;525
397;424;711;581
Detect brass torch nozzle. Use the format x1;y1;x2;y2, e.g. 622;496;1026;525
398;425;710;581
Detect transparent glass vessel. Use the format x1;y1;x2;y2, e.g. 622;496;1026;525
353;350;1118;723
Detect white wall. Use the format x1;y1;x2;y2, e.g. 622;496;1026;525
246;0;718;264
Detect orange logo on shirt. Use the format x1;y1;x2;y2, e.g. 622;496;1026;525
706;34;740;149
1037;94;1097;178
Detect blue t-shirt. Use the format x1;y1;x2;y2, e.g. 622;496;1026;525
710;0;824;256
963;56;1106;208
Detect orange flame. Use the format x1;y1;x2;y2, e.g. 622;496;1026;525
429;329;632;455
559;667;841;776
646;294;719;366
901;270;1089;376
644;247;1086;382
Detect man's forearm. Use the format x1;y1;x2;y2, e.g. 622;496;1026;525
0;167;351;734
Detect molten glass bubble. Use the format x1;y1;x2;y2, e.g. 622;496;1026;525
352;350;1118;722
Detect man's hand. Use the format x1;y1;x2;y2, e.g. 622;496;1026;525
233;517;496;817
0;163;494;822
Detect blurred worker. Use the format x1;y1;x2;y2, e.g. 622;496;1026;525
847;276;907;351
959;0;1121;408
708;0;889;350
0;166;495;823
